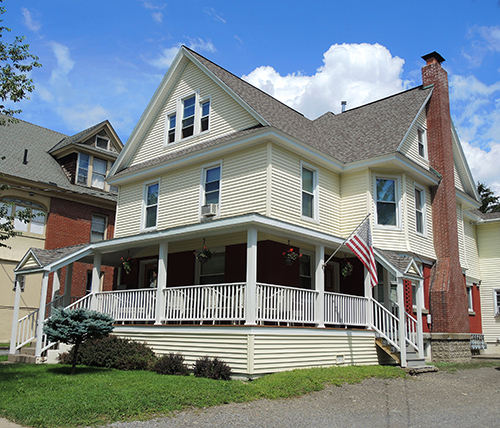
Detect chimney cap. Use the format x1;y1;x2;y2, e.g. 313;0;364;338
422;51;445;65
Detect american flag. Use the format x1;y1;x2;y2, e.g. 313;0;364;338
346;219;377;287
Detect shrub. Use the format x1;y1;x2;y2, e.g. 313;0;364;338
193;356;232;380
61;335;156;370
43;308;114;374
153;353;190;376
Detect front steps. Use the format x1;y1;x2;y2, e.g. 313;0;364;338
375;337;432;370
7;343;71;364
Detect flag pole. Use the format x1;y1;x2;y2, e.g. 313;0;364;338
323;213;371;268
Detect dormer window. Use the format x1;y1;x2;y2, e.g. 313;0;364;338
91;158;107;189
166;93;211;144
77;153;90;185
95;135;110;150
76;152;114;192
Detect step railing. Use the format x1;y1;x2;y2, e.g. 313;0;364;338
371;299;400;351
405;311;419;353
324;292;368;326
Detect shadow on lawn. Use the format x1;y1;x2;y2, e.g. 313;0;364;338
47;365;114;375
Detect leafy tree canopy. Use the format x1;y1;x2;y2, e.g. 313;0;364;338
0;0;42;125
477;182;500;214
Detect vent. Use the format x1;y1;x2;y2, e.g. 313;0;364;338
201;204;218;217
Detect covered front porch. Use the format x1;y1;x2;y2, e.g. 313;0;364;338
10;214;426;374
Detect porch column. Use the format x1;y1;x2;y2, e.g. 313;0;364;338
35;271;50;359
63;264;73;307
396;276;407;367
52;269;62;302
245;228;257;325
364;267;373;328
315;245;325;328
9;276;23;354
416;279;424;359
90;252;102;310
155;241;168;325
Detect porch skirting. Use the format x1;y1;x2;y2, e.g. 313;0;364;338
113;325;390;378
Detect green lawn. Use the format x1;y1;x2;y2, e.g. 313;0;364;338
0;364;405;428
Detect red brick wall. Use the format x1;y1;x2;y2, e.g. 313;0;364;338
422;55;470;334
45;197;116;302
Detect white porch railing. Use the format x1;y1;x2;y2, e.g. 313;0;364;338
162;283;246;323
372;299;400;350
324;292;368;326
94;288;157;322
405;311;419;351
256;283;317;324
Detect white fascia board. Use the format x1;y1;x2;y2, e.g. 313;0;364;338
183;50;269;127
109;50;188;177
14;249;42;272
474;216;500;225
456;189;481;209
451;123;480;201
344;152;440;186
108;128;345;186
396;88;433;152
90;214;346;254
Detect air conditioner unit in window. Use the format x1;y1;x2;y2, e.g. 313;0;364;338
201;204;218;217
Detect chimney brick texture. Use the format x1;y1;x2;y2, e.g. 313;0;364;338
421;55;470;334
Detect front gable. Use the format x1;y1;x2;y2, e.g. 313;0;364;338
113;47;264;177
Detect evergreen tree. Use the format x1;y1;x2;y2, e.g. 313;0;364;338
477;182;500;214
43;308;114;374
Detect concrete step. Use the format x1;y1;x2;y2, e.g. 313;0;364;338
8;354;36;364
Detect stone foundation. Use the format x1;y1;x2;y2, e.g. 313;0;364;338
429;333;471;363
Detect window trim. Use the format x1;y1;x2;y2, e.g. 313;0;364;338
200;161;222;219
142;180;160;231
414;184;427;236
299;250;314;290
300;162;319;222
95;135;110;150
494;289;500;317
90;213;108;243
374;175;401;229
164;92;211;146
417;126;427;159
76;152;114;192
0;198;46;236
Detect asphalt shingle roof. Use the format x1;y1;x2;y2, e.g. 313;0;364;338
29;244;89;268
0;117;117;201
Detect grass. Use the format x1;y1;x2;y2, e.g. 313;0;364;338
0;363;405;428
433;360;500;373
0;355;7;362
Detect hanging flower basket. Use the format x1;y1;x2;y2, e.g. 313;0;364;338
341;260;353;278
194;247;214;264
121;256;135;274
282;247;302;265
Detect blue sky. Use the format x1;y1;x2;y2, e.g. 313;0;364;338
5;0;500;194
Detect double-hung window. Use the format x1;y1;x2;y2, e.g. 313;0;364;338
144;182;159;229
77;153;90;185
91;158;107;189
415;186;426;234
167;113;176;144
201;100;210;132
417;127;427;158
204;166;221;205
1;198;45;235
182;95;196;139
494;289;500;316
375;177;398;226
91;214;107;242
299;253;312;289
302;165;317;219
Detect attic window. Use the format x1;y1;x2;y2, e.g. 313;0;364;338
96;135;110;150
417;128;427;158
182;96;196;138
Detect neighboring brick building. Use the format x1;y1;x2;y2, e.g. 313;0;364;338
0;117;123;342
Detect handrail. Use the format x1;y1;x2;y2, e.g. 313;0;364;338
371;299;400;351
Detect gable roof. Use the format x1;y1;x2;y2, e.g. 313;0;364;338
0;117;122;201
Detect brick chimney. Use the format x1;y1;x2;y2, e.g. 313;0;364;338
421;52;470;360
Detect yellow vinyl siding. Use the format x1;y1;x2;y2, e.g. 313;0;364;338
477;222;500;348
114;182;144;238
399;108;429;169
130;61;259;167
454;164;465;192
269;145;340;236
463;219;480;281
113;326;381;377
340;170;369;238
407;179;436;259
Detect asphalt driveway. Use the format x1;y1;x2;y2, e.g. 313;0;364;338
107;366;500;428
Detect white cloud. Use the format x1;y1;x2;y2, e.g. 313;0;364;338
21;8;41;33
204;7;226;24
56;104;111;131
140;1;167;23
461;140;500;195
48;42;75;84
242;43;405;119
149;39;216;69
151;12;163;23
463;25;500;67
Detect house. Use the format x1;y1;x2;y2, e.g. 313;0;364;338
9;48;487;376
0;118;123;343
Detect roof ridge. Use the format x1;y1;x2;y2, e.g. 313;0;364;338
0;114;68;139
183;46;308;120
